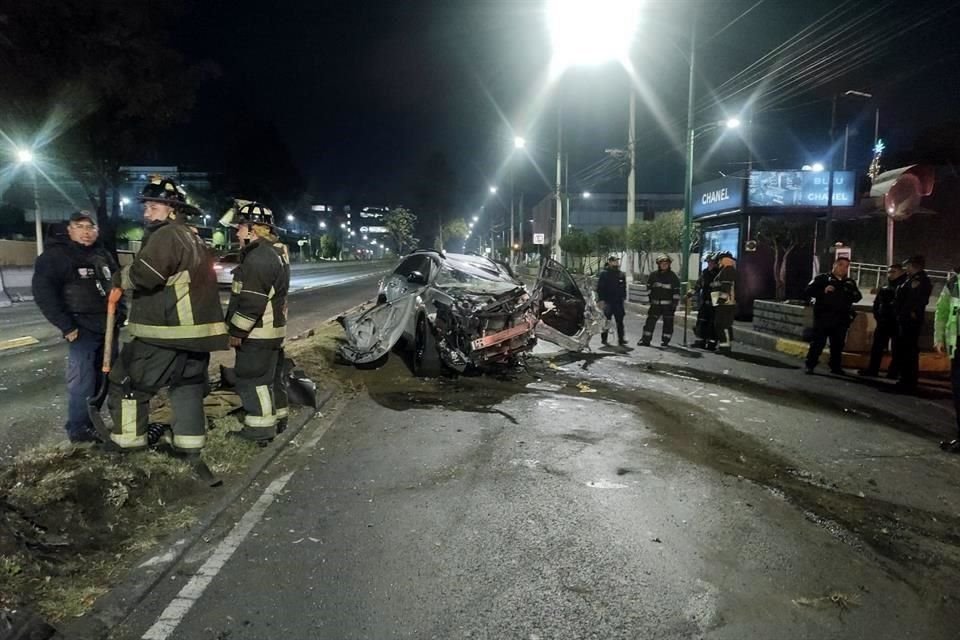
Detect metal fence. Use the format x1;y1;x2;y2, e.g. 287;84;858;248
850;262;951;291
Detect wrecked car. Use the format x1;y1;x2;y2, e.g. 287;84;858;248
338;250;599;376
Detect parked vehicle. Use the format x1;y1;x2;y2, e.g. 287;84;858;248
213;253;240;286
338;250;598;376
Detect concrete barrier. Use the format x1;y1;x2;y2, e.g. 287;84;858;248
628;283;649;304
0;266;34;303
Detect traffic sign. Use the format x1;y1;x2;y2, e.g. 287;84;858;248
533;233;545;245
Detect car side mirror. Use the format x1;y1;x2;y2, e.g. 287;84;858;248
407;271;427;285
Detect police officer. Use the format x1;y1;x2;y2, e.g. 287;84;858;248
596;255;627;346
711;252;738;352
639;254;681;347
225;202;291;442
690;252;719;350
859;263;906;378
107;178;228;477
935;269;960;451
893;255;933;392
804;257;862;375
32;211;124;443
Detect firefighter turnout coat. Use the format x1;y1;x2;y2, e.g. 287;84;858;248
226;238;291;439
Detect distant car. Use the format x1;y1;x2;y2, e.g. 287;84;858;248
338;249;599;376
213;253;240;286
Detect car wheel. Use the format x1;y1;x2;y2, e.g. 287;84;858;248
413;313;445;378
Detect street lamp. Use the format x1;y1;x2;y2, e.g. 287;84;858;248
489;186;498;194
15;148;43;256
582;191;592;199
514;136;526;150
472;215;479;223
319;221;327;229
547;0;640;265
286;214;295;222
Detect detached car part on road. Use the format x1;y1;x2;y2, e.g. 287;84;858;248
338;250;599;376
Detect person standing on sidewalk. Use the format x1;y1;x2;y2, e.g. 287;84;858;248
31;211;125;443
690;252;719;350
935;269;960;452
596;255;627;346
803;257;862;375
639;254;681;347
106;178;228;479
859;264;906;378
225;202;291;442
892;255;933;393
710;252;738;352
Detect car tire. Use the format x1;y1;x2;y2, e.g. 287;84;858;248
412;313;445;378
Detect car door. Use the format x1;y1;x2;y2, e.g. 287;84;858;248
381;255;431;303
532;258;599;351
338;294;418;364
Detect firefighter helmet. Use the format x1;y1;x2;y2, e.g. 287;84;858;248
703;252;718;263
715;251;734;261
138;177;200;215
655;254;672;264
235;201;277;228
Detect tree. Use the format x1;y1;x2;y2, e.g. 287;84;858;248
593;226;625;273
441;218;469;249
756;217;804;300
647;210;685;253
559;229;595;273
320;234;340;259
116;220;144;243
383;207;418;254
0;1;217;254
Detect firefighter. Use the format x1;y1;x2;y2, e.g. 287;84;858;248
639;254;681;347
690;252;719;350
892;255;933;393
106;178;228;479
225;201;291;442
711;252;738;352
803;257;862;375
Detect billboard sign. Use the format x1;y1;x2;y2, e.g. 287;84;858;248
692;177;744;219
748;171;855;208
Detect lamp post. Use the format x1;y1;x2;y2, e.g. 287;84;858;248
510;135;526;264
547;0;640;264
14;148;43;256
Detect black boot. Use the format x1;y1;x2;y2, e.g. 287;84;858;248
617;334;628;346
178;452;222;487
600;332;609;345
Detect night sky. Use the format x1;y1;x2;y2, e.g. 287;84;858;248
174;0;960;211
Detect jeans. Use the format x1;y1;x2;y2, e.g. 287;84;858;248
601;301;625;342
65;330;106;438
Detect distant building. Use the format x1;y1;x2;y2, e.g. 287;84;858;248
531;191;683;242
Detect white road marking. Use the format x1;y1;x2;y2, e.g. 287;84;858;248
141;471;295;640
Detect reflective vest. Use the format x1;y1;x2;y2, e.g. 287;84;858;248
226;238;290;349
935;279;960;358
122;219;228;352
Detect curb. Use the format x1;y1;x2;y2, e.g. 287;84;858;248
53;388;335;640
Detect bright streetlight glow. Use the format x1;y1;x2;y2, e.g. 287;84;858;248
472;215;479;222
286;214;295;222
371;240;377;245
340;223;347;229
548;0;641;73
121;197;131;205
362;235;368;240
514;136;526;150
582;191;592;198
469;222;474;229
319;221;327;229
15;148;34;164
804;163;826;172
725;118;741;129
489;186;498;194
350;231;356;237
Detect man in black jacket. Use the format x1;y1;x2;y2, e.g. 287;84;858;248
859;263;906;378
690;252;719;349
804;257;862;375
32;211;124;443
595;255;627;346
892;255;933;392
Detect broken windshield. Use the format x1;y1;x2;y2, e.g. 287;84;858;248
434;257;521;294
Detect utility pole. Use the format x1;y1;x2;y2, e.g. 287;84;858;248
554;106;564;262
625;91;637;281
680;13;697;293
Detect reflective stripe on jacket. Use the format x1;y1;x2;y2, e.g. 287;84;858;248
226;239;290;349
647;270;681;308
123;219;228;352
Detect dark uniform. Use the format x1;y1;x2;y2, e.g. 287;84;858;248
863;272;906;376
641;258;681;346
692;259;719;349
225;203;291;441
711;257;738;351
596;262;627;345
108;180;228;454
804;271;862;373
893;267;933;390
32;216;124;442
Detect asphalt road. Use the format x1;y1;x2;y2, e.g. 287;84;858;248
112;312;960;639
0;260;391;460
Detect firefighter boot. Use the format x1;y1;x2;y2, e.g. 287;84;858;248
180;451;223;488
600;331;609;346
